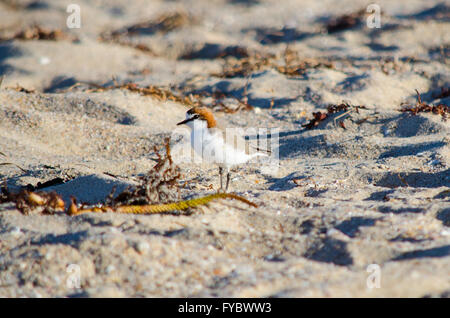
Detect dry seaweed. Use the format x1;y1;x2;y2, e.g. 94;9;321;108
302;102;366;129
180;44;250;60
400;90;449;120
302;111;328;130
0;25;76;42
99;11;191;55
1;184;65;215
67;80;254;113
213;48;333;78
118;12;190;35
213;52;273;78
8;84;36;93
276;47;334;76
325;9;366;33
107;137;181;207
68;81;201;108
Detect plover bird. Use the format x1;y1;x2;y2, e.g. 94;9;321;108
177;107;270;191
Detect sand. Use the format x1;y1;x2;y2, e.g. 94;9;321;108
0;0;449;297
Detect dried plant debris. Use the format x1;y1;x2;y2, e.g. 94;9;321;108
325;9;366;33
400;90;449;120
302;111;328;130
98;35;156;55
0;25;76;42
68;81;201;107
107;138;181;207
277;48;334;76
213;52;274;78
7;84;36;93
24;177;67;191
196;85;254;113
0;0;48;10
379;57;404;75
120;12;191;35
180;43;250;60
213;48;334;78
68;80;254;113
1;184;65;215
99;11;191;54
302;102;366;129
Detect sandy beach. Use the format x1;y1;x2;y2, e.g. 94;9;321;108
0;0;449;297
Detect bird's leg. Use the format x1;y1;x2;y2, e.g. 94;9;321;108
225;170;231;192
219;166;224;192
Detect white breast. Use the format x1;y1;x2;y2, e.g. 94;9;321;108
190;125;253;167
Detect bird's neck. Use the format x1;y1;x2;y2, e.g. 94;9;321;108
191;120;209;133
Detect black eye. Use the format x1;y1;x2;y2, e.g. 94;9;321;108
193;114;200;119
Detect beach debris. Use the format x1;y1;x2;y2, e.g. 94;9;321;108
99;11;191;55
24;177;67;191
0;185;65;215
213;52;273;78
115;11;191;35
98;36;156;55
68;192;257;216
107;137;181;206
400;90;449;120
302;111;328;130
8;84;36;93
276;47;334;76
302;102;367;129
68;81;201;107
67;80;254;113
0;25;75;42
180;44;250;60
213;47;333;78
325;9;366;33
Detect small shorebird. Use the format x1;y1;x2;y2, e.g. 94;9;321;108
177;107;270;191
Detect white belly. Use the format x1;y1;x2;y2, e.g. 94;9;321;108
191;129;252;167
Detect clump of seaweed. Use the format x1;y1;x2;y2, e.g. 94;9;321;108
8;84;36;94
213;52;274;78
0;184;65;215
108;137;182;207
302;111;328;130
121;12;191;35
400;90;449;120
276;47;334;76
325;9;366;33
67;80;255;114
302;102;366;129
0;25;76;42
99;11;191;55
68;81;201;108
213;48;334;78
180;44;250;60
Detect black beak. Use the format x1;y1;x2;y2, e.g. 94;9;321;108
177;118;192;125
177;115;198;126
